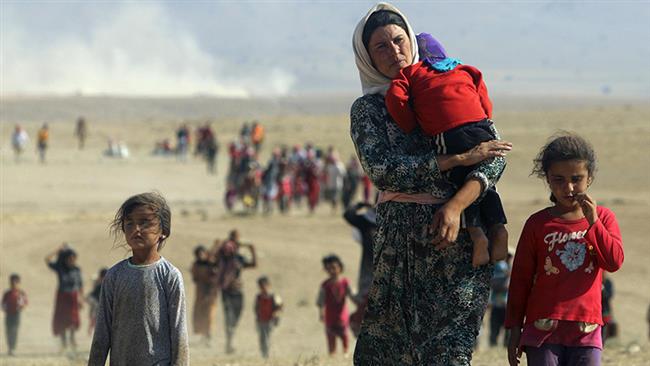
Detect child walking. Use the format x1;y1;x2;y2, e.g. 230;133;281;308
385;32;509;267
45;244;83;354
88;192;189;365
317;254;354;356
254;276;283;358
505;133;624;366
2;274;28;356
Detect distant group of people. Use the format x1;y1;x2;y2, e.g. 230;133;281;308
194;202;378;359
190;229;289;358
9;117;378;218
225;139;374;215
153;122;219;173
10;117;89;164
189;230;263;355
11;123;50;163
0;191;379;361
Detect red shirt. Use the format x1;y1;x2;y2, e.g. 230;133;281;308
385;62;492;136
255;293;278;323
505;206;624;329
2;288;28;315
318;277;350;327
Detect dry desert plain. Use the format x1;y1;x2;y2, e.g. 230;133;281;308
1;96;649;365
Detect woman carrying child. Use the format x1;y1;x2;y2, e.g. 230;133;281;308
350;3;511;364
385;32;508;267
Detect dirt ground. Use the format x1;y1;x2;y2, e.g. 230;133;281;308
1;96;648;365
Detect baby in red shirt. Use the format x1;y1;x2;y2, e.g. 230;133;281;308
385;33;508;267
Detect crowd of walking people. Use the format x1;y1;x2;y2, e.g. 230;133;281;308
224;140;373;214
2;3;644;365
1;188;632;363
10;117;375;216
1;195;377;360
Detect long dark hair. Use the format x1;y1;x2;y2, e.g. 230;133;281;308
110;192;171;249
532;132;597;202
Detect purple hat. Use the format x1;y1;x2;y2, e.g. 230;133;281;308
417;33;448;65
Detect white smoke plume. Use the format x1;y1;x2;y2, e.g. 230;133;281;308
1;2;296;97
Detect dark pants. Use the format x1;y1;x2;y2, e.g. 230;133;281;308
525;344;601;366
436;120;507;228
257;321;273;358
489;307;508;347
5;312;20;353
222;290;243;350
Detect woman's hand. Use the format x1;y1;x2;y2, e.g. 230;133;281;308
430;178;483;249
459;140;512;167
431;201;463;249
507;327;523;366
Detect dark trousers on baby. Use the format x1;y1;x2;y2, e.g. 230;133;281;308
434;120;507;228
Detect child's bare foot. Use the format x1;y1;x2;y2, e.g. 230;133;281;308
489;224;509;263
468;227;490;267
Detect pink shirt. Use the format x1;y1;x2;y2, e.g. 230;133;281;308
318;277;351;327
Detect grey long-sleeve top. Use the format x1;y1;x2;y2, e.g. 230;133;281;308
88;257;189;366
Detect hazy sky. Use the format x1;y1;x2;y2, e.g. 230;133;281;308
2;1;649;98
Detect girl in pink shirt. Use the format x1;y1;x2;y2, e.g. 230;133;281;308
506;133;623;366
317;254;355;356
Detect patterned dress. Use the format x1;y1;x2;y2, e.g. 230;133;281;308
351;94;506;365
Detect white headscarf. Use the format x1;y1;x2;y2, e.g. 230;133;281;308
352;2;419;96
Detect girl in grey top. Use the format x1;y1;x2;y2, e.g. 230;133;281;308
88;192;189;366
